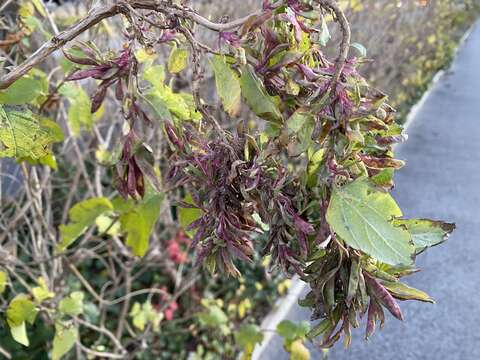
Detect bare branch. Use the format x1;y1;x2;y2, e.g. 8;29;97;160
0;0;263;89
0;4;124;89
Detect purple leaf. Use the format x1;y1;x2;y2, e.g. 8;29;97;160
364;272;404;321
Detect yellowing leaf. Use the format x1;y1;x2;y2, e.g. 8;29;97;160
168;45;189;73
32;277;54;303
7;295;38;327
58;197;114;252
52;322;77;360
326;179;414;265
290;340;310;360
0;270;7;294
129;301;163;332
10;322;29;346
59;292;84;316
119;193;163;257
7;294;38;346
210;55;241;117
32;0;46;17
238;298;252;319
383;281;434;303
143;68;201;122
95;214;121;236
0;106;62;160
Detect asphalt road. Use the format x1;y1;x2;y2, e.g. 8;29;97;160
263;21;480;360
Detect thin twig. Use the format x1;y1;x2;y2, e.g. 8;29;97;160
0;1;263;89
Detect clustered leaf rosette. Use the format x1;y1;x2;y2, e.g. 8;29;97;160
65;42;138;113
165;0;455;347
166;124;314;277
64;42;163;199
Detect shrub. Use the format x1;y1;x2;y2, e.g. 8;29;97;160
0;0;458;358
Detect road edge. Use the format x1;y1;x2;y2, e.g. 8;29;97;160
251;19;478;360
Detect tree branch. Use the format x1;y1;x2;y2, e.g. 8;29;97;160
0;4;123;89
318;0;352;92
0;0;263;90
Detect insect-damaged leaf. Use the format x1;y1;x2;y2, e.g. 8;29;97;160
0;105;63;160
393;219;455;254
210;55;241;117
326;179;414;266
240;65;282;122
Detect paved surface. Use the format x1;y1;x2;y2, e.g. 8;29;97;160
263;21;480;360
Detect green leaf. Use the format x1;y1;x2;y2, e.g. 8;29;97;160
130;302;146;331
129;301;163;332
59;291;84;316
277;320;299;340
277;320;310;341
60;84;100;135
382;281;434;303
7;294;38;346
197;305;228;327
168;45;189;73
119;193;163;257
52;322;77;360
0;73;44;105
144;80;200;122
58;197;114;252
32;277;54;303
210;55;241;117
326;179;414;265
178;193;202;237
144;65;201;122
144;65;166;89
0;270;7;294
7;295;38;327
371;168;394;188
240;65;282;123
235;324;264;358
287;111;312;135
393;219;455;254
0;106;62;160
